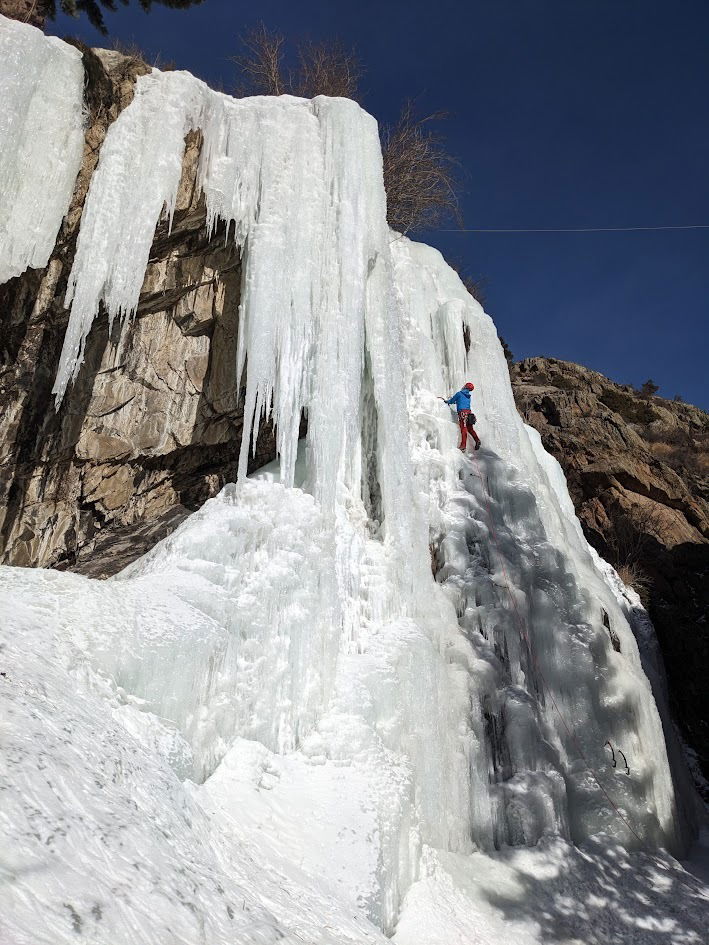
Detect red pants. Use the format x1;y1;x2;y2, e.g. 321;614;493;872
458;409;480;450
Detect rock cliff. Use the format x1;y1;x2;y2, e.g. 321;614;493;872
0;44;279;577
512;357;709;788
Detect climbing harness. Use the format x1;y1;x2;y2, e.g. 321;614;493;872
468;447;647;849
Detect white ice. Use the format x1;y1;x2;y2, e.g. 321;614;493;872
1;22;707;945
0;15;84;284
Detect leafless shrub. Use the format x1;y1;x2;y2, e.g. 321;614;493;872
154;53;177;71
547;372;576;391
499;336;514;366
447;259;486;305
103;36;178;83
381;102;461;234
110;37;148;65
2;0;44;28
605;504;669;572
642;425;692;447
646;442;677;463
101;37;157;84
599;388;658;424
464;278;485;304
616;563;652;602
641;426;709;477
232;26;362;101
109;37;176;75
232;24;287;97
653;443;708;478
294;38;362;99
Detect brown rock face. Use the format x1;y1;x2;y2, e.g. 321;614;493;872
0;45;278;577
0;1;45;28
512;357;709;787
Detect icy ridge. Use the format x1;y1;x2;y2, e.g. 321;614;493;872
0;15;84;284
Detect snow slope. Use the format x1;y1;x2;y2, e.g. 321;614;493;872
1;17;707;945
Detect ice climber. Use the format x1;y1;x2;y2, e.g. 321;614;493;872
440;382;481;451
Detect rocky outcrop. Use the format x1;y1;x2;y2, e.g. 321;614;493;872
0;1;45;29
512;357;709;787
0;45;278;576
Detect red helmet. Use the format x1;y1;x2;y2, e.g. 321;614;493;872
464;382;475;390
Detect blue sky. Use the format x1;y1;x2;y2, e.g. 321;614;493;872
47;0;709;408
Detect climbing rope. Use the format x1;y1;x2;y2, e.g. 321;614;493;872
467;447;648;849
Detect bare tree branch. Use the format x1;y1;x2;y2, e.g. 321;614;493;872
231;23;286;97
381;102;461;233
294;39;362;99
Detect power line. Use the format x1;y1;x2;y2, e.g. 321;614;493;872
437;224;709;233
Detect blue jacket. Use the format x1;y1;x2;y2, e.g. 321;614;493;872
446;389;472;412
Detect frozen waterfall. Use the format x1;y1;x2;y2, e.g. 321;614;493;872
1;17;706;945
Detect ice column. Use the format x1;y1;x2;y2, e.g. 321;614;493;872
0;16;84;285
221;97;327;494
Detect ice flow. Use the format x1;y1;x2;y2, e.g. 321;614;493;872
1;21;704;945
0;16;84;284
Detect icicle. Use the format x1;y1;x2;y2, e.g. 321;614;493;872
220;97;325;491
0;16;84;286
52;71;208;403
391;234;684;853
301;97;371;516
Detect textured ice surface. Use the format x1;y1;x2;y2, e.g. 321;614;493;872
0;16;84;284
393;836;709;945
392;237;699;851
1;26;707;944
